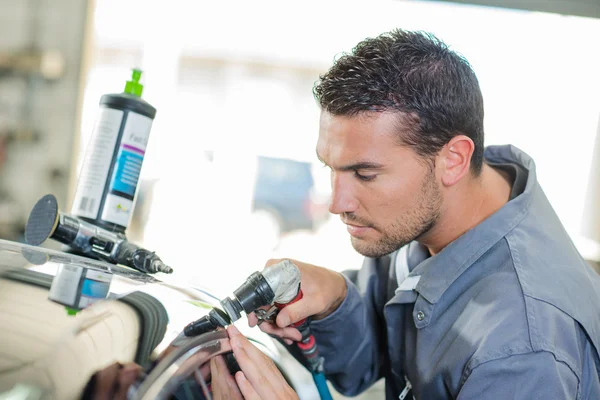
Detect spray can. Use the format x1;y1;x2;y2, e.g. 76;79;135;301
71;69;156;233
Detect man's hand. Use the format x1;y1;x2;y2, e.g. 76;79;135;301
86;362;142;400
210;355;243;400
248;259;347;343
227;325;298;400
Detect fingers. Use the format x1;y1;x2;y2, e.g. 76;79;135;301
210;356;223;386
255;320;302;342
212;354;227;370
210;356;219;379
228;325;276;396
247;304;302;342
209;357;218;391
248;305;271;328
247;311;259;328
235;371;261;400
209;357;221;398
228;325;294;399
115;363;142;400
121;363;142;383
210;355;243;400
198;364;211;385
275;301;311;328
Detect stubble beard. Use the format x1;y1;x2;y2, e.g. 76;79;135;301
350;168;442;258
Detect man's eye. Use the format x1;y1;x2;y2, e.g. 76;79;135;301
354;171;376;181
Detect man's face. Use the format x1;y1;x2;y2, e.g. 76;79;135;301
317;111;443;258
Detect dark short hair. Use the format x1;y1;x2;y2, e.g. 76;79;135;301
314;29;484;175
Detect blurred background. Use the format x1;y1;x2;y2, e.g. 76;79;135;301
1;0;600;325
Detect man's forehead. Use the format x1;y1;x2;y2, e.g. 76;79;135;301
317;111;404;163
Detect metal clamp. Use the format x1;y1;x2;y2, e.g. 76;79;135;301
254;306;279;325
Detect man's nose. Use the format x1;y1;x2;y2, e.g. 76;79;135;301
329;173;359;215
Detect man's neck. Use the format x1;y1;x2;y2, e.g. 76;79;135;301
420;163;513;256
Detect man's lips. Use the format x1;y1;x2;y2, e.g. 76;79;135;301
342;217;371;227
344;222;372;236
344;222;367;228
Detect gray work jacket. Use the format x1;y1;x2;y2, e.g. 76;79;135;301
310;145;600;399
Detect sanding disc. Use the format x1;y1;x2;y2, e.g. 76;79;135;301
25;194;59;246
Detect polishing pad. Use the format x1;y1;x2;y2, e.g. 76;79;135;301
25;194;59;246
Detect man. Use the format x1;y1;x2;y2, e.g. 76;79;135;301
233;28;600;399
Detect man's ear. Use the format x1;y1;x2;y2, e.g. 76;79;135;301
438;135;474;187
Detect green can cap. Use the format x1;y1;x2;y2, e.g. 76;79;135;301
124;68;144;97
65;306;79;316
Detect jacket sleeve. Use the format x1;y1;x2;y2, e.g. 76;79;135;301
457;351;579;399
307;257;391;396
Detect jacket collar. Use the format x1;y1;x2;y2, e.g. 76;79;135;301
408;145;536;304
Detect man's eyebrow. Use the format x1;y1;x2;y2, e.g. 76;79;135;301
338;161;384;171
316;150;383;171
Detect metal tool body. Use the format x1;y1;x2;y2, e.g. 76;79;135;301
184;260;300;336
25;194;172;274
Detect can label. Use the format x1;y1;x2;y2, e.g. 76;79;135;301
78;268;112;308
72;108;124;218
48;264;112;309
101;194;133;227
48;264;84;306
101;111;153;227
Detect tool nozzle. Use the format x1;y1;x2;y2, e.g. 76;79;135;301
153;260;173;274
184;308;231;337
221;297;243;322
